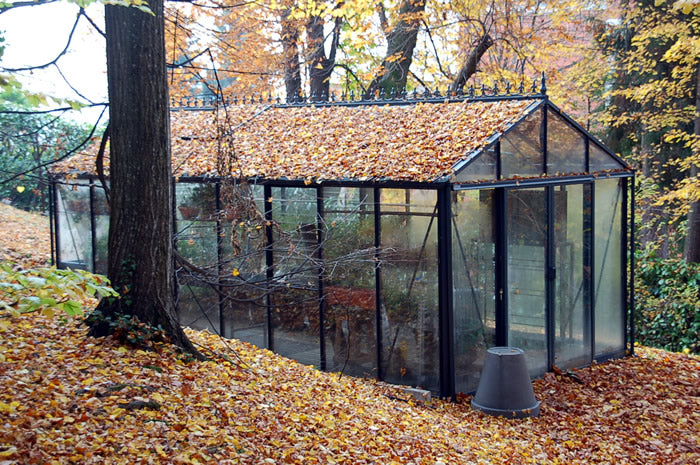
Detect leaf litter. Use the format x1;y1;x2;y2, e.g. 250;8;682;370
0;188;696;464
0;309;697;464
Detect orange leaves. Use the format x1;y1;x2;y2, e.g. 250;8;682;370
52;100;533;183
2;304;699;464
0;203;50;269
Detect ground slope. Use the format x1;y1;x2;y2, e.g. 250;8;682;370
0;311;697;464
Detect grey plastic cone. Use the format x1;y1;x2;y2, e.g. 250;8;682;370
471;347;540;418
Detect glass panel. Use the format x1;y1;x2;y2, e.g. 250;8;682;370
219;183;268;348
175;182;220;334
590;142;625;172
380;189;439;392
452;189;496;393
594;179;624;355
270;186;321;368
553;184;591;369
93;184;109;275
175;183;218;267
56;182;92;271
177;283;220;334
507;187;547;376
453;147;497;183
547;110;586;175
323;187;377;377
501;110;543;179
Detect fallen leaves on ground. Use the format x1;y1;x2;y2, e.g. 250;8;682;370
0;203;50;269
0;310;697;464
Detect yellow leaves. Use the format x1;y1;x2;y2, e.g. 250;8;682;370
16;185;25;193
53;100;532;184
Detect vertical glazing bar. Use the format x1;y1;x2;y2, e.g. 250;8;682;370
587;182;596;361
495;140;502;180
49;180;56;266
374;187;383;380
585;137;590;173
89;179;97;272
494;188;507;346
317;186;326;371
629;176;636;355
54;182;62;268
264;184;274;351
437;186;455;400
546;186;555;371
542;104;548;175
215;182;225;338
172;178;179;312
621;178;629;353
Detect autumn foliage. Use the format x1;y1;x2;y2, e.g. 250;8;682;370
0;310;698;464
53;99;533;182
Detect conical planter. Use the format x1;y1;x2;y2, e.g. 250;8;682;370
471;347;540;418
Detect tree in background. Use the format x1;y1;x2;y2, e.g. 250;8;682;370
0;84;90;212
594;0;699;262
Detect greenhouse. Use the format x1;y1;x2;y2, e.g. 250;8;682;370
49;83;635;398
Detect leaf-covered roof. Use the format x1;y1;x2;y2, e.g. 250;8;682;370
53;99;536;183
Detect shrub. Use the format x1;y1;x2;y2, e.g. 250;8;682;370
635;252;699;354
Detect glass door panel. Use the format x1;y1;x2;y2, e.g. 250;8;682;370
506;188;547;376
553;184;591;369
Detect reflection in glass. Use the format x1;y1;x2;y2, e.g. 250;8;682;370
322;187;377;377
547;110;586;175
594;179;624;355
175;183;220;334
453;147;497;183
553;184;591;369
507;188;547;376
220;183;268;348
380;189;439;391
269;187;321;368
452;189;496;393
93;184;109;275
56;182;92;271
501;110;543;178
590;143;625;172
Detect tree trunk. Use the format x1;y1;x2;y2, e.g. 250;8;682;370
449;33;493;93
683;64;700;263
364;0;426;99
88;0;201;357
281;7;302;102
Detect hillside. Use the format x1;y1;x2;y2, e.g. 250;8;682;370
0;310;697;464
0;203;50;269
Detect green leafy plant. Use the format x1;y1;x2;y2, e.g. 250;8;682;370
85;308;167;350
635;252;699;354
0;262;118;326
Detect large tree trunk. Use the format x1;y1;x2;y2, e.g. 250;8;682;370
683;64;700;263
281;6;302;102
364;0;426;99
306;9;342;101
449;33;493;93
88;0;200;357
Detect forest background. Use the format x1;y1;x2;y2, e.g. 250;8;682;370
0;0;698;353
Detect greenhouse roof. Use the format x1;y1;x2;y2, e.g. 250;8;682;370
53;96;631;184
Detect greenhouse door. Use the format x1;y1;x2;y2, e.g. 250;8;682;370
499;183;592;376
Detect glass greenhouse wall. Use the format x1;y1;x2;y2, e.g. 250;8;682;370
50;94;635;398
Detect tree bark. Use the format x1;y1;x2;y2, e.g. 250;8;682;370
449;33;493;93
88;0;201;357
364;0;426;99
306;14;342;101
683;64;700;263
281;6;302;102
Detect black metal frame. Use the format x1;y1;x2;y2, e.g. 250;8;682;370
48;81;637;398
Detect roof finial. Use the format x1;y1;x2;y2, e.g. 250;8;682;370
540;72;547;95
